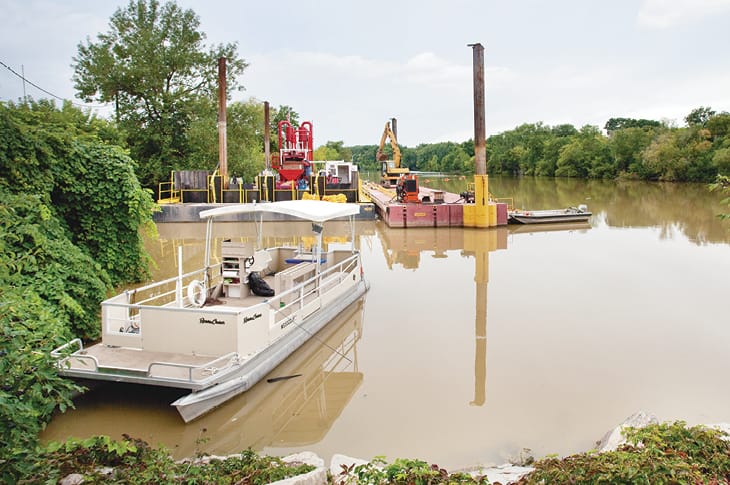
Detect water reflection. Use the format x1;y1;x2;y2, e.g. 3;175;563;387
375;223;510;407
43;179;730;469
42;297;366;459
423;176;730;245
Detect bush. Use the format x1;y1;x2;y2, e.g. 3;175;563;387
30;439;315;484
517;422;730;484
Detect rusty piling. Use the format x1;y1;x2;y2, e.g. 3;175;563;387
264;101;271;170
469;43;486;176
218;57;228;188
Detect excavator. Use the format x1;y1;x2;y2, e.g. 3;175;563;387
377;120;409;186
377;119;419;202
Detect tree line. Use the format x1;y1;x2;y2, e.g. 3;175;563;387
341;107;730;184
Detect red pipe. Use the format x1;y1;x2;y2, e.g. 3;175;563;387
300;121;313;159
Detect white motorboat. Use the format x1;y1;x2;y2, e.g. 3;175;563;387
52;200;369;422
508;204;592;224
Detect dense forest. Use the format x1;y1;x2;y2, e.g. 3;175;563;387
343;107;730;184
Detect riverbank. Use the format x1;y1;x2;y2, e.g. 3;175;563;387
49;411;730;484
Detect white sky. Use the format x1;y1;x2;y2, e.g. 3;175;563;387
2;0;730;147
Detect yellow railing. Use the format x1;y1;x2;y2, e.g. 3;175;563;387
158;171;362;205
157;172;181;204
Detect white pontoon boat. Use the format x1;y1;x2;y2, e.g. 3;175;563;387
52;200;369;422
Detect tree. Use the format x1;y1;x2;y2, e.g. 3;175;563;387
555;125;609;178
73;0;248;187
313;140;352;162
685;106;716;127
313;145;339;161
604;117;661;134
269;105;300;152
608;126;656;174
186;98;266;181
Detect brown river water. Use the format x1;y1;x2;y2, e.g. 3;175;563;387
42;176;730;470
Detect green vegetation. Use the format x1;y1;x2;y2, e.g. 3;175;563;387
484;112;730;182
7;421;729;483
347;109;730;184
337;457;487;484
516;422;730;484
29;438;314;484
0;100;155;482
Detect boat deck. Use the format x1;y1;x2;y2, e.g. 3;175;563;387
80;345;219;378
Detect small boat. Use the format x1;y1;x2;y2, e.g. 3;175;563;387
51;200;369;422
508;204;592;224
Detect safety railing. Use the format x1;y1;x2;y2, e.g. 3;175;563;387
101;264;225;334
270;253;360;325
51;336;241;386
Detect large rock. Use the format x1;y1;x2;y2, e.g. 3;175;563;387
270;452;327;485
281;451;325;469
597;411;659;452
329;454;370;483
469;464;535;484
59;474;84;485
269;468;327;485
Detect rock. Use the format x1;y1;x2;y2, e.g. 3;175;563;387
477;464;535;484
597;411;659;452
59;474;85;485
329;453;370;482
268;452;327;485
268;467;327;485
281;451;325;469
707;423;730;441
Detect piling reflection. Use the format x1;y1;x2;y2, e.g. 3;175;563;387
375;223;510;406
41;297;366;458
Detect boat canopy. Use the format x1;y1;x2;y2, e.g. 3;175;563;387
199;200;361;223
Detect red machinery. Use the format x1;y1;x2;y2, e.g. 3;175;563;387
396;174;419;203
274;119;313;183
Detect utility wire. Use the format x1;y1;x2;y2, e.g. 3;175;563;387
0;59;110;109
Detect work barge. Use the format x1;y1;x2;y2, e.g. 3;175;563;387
363;175;509;228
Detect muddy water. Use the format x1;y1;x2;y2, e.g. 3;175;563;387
42;177;730;470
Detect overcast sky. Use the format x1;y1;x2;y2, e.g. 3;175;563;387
2;0;730;147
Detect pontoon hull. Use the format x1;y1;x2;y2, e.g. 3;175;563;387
172;279;369;422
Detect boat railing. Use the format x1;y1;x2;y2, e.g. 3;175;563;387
102;264;225;332
147;351;240;384
50;338;93;370
271;253;360;321
51;337;241;386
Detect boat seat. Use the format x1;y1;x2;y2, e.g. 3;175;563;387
285;254;326;264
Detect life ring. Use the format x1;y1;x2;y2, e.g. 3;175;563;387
187;280;206;307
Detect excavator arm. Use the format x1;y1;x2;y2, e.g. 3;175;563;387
377;120;408;186
376;121;401;167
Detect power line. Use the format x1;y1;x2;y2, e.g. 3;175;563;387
0;59;110;109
